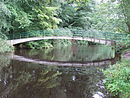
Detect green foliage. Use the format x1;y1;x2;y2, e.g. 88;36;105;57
0;1;12;33
0;0;129;33
21;28;73;49
0;33;13;53
58;1;92;29
8;4;32;31
0;0;63;34
59;4;90;29
58;0;129;33
89;1;128;33
33;6;62;29
0;38;13;53
0;54;10;67
103;61;130;98
25;40;53;49
0;0;129;50
53;28;72;36
121;0;130;32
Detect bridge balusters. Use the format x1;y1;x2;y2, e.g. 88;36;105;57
43;30;44;37
7;29;129;46
104;33;107;40
12;33;14;39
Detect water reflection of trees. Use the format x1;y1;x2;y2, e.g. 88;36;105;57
0;59;110;98
0;54;11;85
0;62;61;98
15;45;115;62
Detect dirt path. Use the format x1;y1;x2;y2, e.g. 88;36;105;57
123;50;130;60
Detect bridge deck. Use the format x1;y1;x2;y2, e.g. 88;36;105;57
7;36;115;45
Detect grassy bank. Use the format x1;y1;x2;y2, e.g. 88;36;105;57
103;48;130;98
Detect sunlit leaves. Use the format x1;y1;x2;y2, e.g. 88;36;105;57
33;6;62;29
58;2;92;29
0;38;13;53
121;0;130;32
89;1;128;33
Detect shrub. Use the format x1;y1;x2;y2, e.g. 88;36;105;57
0;38;13;53
103;61;130;98
0;33;13;53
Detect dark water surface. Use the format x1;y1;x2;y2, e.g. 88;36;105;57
0;45;117;98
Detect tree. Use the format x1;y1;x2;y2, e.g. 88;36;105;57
58;0;93;29
121;0;130;32
110;0;130;33
89;1;128;33
0;1;11;34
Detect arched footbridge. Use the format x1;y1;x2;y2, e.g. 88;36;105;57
6;29;130;46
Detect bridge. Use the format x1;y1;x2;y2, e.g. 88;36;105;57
5;29;129;46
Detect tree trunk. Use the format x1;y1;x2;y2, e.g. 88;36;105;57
121;0;130;33
128;24;130;33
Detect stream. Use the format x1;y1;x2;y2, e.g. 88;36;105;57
0;44;118;98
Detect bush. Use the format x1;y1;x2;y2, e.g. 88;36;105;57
0;32;13;53
103;61;130;98
0;38;13;53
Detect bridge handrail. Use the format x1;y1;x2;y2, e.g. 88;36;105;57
5;29;130;43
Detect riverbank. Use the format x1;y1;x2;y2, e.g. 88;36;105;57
123;48;130;60
103;47;130;98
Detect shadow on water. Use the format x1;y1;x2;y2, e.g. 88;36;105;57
0;45;119;98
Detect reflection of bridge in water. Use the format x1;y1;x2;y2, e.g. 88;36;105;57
9;54;116;67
